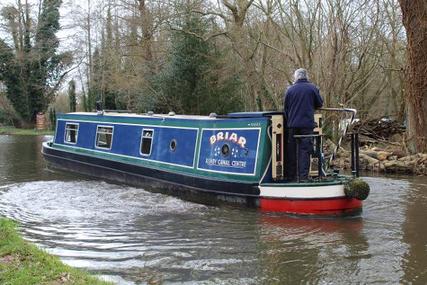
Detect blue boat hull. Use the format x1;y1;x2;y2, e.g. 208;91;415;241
42;142;260;207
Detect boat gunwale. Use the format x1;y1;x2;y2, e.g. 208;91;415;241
43;142;260;185
260;179;348;187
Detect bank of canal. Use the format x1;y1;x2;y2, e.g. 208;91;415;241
0;135;427;284
0;218;111;285
0;126;53;136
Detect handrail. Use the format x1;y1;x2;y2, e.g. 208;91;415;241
318;107;358;169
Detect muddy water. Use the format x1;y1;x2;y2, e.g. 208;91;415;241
0;135;426;284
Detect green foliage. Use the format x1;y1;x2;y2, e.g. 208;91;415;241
344;178;370;201
87;6;126;112
149;2;243;115
0;94;20;126
0;0;71;123
0;39;26;120
49;107;56;130
0;218;111;285
68;80;77;112
82;93;89;112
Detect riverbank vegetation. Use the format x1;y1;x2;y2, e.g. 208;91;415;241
0;218;111;285
0;126;53;136
0;0;425;153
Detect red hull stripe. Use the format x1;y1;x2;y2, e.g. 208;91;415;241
259;197;362;215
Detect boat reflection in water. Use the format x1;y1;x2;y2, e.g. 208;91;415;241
257;214;368;283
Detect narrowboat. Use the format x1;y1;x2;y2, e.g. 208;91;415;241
41;109;369;216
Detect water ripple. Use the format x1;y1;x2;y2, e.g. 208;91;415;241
0;172;426;284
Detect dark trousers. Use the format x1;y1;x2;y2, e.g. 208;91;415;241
285;128;313;181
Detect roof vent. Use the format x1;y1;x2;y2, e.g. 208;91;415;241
168;111;176;116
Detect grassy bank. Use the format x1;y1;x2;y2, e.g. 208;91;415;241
0;218;112;285
0;126;53;136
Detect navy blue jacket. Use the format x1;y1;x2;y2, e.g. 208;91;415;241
284;79;323;128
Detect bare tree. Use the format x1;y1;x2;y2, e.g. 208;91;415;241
398;0;427;153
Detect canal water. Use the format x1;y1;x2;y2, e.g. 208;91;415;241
0;135;426;284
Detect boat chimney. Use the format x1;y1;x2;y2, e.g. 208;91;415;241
95;100;104;115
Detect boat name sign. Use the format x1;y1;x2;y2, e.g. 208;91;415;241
198;128;260;175
209;132;246;148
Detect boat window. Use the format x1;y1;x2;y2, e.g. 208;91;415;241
170;139;177;152
95;126;114;150
140;129;154;156
64;123;79;144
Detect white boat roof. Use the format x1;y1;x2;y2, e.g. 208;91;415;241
70;112;216;120
68;111;282;120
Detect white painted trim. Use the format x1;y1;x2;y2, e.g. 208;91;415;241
42;142;258;197
64;122;79;145
259;125;272;183
196;127;261;176
54;119;59;143
259;184;345;199
58;119;200;169
94;125;114;150
54;142;195;169
57;118;199;130
139;128;154;157
192;129;200;169
59;119;200;168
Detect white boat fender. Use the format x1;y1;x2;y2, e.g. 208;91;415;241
344;178;370;200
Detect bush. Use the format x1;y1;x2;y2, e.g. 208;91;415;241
0;94;21;126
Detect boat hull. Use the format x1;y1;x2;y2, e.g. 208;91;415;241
259;197;362;216
42;142;362;216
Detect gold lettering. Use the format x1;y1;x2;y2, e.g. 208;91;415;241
217;132;224;141
238;137;246;148
229;133;238;143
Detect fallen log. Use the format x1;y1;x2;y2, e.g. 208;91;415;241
361;150;391;161
383;160;416;174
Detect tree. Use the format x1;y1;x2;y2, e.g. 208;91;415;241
398;0;427;153
68;80;77;112
151;2;243;115
0;0;71;124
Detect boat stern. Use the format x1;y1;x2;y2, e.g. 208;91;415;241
258;180;364;216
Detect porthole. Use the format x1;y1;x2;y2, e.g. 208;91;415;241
170;139;177;152
221;144;230;157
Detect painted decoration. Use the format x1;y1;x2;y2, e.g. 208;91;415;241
198;128;260;175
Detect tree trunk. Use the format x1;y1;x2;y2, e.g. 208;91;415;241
398;0;427;153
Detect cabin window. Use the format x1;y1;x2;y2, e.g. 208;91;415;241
169;139;177;152
64;123;79;144
140;129;154;156
95;126;114;150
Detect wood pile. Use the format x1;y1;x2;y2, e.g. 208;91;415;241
352;118;405;141
324;118;426;176
330;146;427;175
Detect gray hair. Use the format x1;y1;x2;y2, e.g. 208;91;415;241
294;68;308;82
